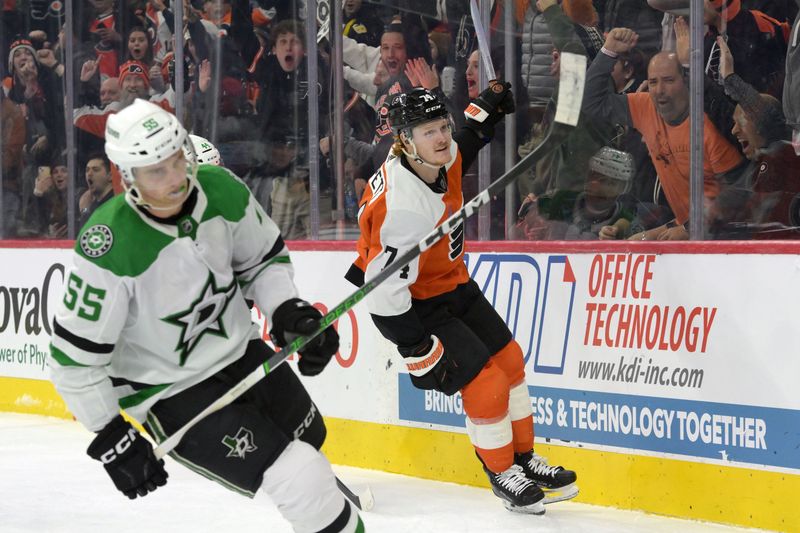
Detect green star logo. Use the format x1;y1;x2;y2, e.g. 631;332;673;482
162;272;237;366
80;225;114;258
222;427;258;459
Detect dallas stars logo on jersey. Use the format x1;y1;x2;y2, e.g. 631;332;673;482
222;427;258;459
80;225;114;258
162;271;237;366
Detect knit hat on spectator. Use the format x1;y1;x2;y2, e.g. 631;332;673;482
8;39;38;74
708;0;741;21
118;60;150;87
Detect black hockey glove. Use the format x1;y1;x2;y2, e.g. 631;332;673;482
398;335;450;391
86;415;168;499
464;80;515;128
271;298;340;376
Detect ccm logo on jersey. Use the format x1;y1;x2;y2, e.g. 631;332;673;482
100;427;139;464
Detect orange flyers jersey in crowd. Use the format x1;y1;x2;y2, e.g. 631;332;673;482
352;141;469;320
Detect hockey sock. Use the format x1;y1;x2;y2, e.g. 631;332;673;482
508;381;534;453
461;362;513;472
466;414;514;473
259;440;354;533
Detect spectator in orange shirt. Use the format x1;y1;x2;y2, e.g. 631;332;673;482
582;27;745;240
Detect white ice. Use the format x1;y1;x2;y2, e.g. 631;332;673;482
0;413;763;533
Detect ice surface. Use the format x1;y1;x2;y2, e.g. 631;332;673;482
0;413;763;533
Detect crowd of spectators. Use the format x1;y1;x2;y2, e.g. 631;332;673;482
1;0;798;241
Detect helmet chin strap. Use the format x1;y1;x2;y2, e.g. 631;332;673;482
123;177;195;212
401;133;444;171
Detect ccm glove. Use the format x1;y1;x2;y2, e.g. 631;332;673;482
86;415;168;499
271;298;340;376
398;335;449;391
464;80;515;130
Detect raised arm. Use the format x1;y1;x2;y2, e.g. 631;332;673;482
581;28;637;127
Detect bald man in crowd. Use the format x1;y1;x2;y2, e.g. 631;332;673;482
582;28;745;240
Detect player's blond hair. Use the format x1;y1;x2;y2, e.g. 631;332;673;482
391;134;406;157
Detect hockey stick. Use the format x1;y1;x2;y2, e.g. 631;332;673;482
152;120;573;460
336;476;375;511
469;0;496;81
152;115;575;459
153;51;585;463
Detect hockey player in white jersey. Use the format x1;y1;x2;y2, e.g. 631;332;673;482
48;99;363;533
346;86;578;514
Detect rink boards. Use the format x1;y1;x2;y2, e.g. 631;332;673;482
1;240;799;532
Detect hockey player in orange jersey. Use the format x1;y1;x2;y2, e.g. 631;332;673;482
345;86;578;514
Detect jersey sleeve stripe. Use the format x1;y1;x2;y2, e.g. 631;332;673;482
53;320;115;354
234;235;286;278
110;375;165;391
49;345;89;367
118;383;171;410
237;256;291;288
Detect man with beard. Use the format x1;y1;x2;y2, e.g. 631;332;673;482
74;60;160;139
582;28;745;240
78;154;114;228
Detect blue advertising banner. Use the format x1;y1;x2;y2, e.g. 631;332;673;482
399;376;800;470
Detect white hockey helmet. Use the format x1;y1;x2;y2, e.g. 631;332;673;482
105;99;197;206
189;134;221;166
589;146;634;188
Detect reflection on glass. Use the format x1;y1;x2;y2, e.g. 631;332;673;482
1;0;799;241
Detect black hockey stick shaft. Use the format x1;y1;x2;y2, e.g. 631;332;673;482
153;117;574;460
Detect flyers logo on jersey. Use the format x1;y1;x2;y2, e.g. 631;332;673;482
464;103;489;123
448;222;464;261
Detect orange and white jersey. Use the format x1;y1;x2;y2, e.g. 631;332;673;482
353;141;469;322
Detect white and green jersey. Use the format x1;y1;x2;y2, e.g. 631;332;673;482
49;165;298;432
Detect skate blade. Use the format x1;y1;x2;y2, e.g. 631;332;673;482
502;499;546;515
542;483;579;504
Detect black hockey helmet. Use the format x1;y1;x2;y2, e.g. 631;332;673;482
387;88;448;135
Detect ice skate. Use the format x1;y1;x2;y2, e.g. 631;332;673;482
515;451;579;504
484;464;546;515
